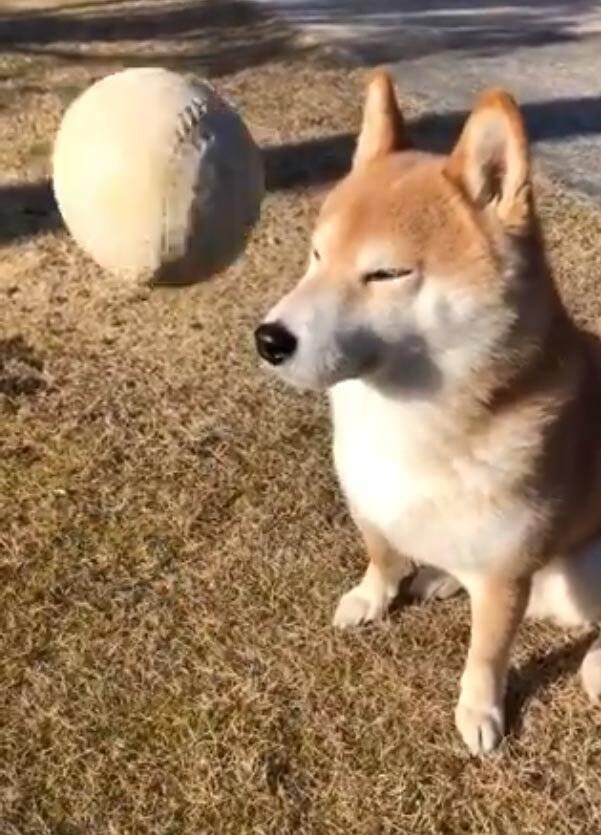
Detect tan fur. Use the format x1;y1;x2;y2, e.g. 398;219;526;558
258;70;601;753
333;514;413;628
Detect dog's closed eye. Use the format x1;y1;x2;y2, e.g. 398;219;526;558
363;267;414;283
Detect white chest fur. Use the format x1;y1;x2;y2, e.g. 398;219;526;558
330;380;537;575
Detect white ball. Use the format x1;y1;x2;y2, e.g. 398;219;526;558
52;68;264;283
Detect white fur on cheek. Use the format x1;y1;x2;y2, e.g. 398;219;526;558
413;278;513;382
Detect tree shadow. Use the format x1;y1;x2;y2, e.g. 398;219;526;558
247;0;601;66
0;0;260;44
0;0;307;78
1;0;599;78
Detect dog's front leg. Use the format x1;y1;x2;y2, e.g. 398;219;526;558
333;517;412;628
456;573;531;755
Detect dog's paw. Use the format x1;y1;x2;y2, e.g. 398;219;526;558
409;566;462;602
581;639;601;704
455;700;505;756
332;585;390;628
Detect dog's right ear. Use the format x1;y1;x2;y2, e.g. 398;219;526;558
445;88;532;231
353;70;410;169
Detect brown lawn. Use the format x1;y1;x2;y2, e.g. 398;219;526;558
1;2;600;833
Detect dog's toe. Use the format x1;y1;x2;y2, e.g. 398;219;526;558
455;701;504;756
409;566;462;602
332;587;387;628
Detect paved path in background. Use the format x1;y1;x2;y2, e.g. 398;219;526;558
256;0;601;202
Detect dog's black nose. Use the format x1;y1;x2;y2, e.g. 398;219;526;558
254;322;297;365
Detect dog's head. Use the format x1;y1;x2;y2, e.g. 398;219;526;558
256;71;538;395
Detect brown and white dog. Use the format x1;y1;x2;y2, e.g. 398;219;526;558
255;70;601;754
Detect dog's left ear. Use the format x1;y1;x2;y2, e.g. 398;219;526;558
445;88;532;231
353;69;410;169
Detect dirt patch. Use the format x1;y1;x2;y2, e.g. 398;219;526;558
0;335;46;397
0;3;601;835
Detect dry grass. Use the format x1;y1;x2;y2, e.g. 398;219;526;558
1;3;601;833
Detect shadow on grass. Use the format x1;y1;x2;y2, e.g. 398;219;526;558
263;91;601;189
506;631;597;738
0;180;60;246
0;335;46;397
4;90;601;245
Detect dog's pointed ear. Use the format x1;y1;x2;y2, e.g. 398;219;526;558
353;69;410;169
445;88;532;230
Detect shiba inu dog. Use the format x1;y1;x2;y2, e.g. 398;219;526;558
254;70;601;754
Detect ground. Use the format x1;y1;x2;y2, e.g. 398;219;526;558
255;0;601;202
1;2;601;834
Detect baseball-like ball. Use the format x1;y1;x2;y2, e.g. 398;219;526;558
53;68;264;283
